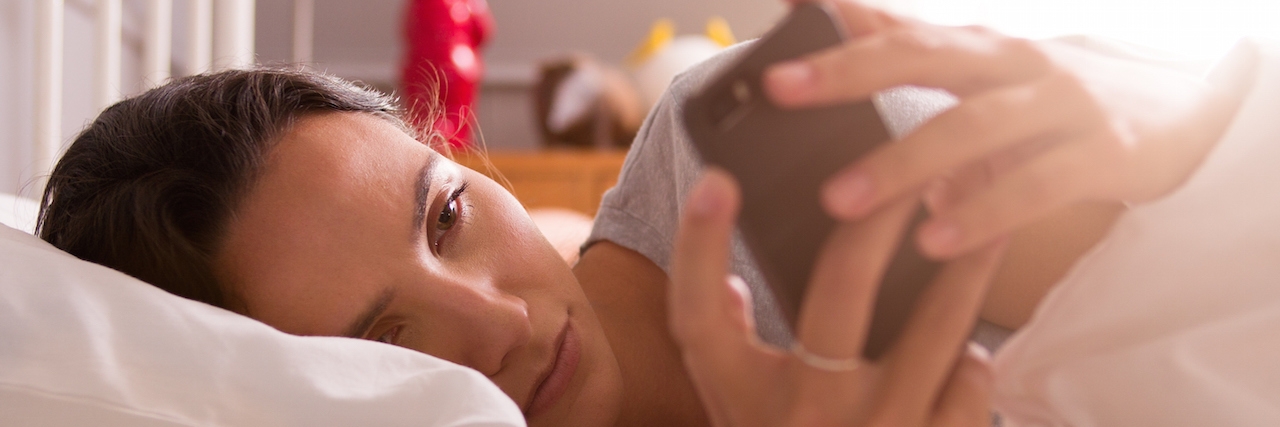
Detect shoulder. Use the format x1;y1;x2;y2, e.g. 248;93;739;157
583;42;758;271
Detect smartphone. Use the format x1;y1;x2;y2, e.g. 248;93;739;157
682;3;939;360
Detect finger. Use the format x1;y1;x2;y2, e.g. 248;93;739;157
821;77;1080;219
923;165;992;215
833;0;903;36
795;197;917;361
930;343;994;427
765;24;1051;108
670;169;755;352
936;134;1058;212
922;177;954;214
877;239;1006;424
805;0;904;37
916;139;1103;258
671;168;787;411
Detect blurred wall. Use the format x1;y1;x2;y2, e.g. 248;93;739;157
255;0;786;150
483;0;785;80
478;0;786;150
0;0;785;197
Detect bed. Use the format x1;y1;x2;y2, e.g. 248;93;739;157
0;204;523;426
4;1;529;425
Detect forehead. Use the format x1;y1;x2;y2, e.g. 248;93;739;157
214;112;433;333
272;113;422;189
251;112;429;224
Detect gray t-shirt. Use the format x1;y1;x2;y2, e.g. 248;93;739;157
585;42;1010;350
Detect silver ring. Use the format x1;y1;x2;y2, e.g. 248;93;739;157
791;342;861;372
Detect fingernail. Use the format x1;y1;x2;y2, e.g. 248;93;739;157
919;219;960;255
825;171;873;217
766;61;816;97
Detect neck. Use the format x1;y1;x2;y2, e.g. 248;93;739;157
573;241;710;427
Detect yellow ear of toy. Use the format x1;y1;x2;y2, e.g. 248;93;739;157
705;16;736;48
626;19;676;67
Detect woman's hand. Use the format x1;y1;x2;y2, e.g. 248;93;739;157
765;0;1247;258
668;169;1006;427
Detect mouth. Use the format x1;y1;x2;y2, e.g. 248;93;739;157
524;318;581;418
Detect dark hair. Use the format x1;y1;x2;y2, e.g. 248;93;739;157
36;68;417;310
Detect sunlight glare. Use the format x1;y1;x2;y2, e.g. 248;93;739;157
900;0;1280;59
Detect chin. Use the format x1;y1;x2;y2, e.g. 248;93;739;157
528;367;624;427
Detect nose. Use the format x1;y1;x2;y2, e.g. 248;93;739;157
443;276;532;376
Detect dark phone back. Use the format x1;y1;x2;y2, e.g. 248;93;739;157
682;3;939;360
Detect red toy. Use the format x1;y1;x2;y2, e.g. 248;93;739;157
401;0;494;148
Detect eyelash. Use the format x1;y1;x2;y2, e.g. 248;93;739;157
433;183;468;252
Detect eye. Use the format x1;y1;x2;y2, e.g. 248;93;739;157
431;183;468;252
437;188;462;231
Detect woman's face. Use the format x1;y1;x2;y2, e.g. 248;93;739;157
213;112;623;426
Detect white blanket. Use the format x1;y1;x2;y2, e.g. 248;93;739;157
993;38;1280;426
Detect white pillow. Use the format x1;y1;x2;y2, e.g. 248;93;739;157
0;224;524;426
0;193;39;233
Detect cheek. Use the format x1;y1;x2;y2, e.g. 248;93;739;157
486;189;555;257
464;177;571;279
467;171;538;237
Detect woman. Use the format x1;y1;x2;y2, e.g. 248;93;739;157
36;1;1272;426
33;65;1002;426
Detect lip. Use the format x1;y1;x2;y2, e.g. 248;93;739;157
525;319;581;418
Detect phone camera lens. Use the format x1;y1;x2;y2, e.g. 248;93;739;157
708;79;757;132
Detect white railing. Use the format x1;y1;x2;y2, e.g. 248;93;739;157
34;0;65;194
93;0;121;113
30;0;264;193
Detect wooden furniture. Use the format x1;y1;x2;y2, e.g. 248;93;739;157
453;149;628;216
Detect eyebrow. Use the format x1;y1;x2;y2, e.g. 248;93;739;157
412;154;441;240
344;287;396;339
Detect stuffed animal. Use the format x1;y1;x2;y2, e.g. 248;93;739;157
627;17;737;112
533;55;645;149
534;18;736;149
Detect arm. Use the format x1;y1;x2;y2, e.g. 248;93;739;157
574;241;711;426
